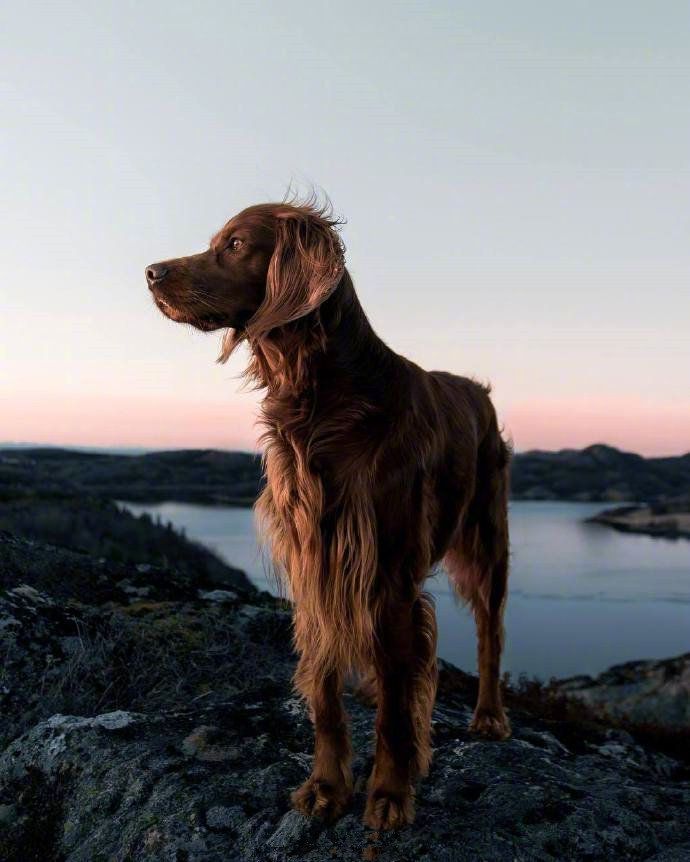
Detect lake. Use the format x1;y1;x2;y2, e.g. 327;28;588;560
120;500;689;680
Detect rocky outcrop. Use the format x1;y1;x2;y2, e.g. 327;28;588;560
1;534;690;860
588;501;690;540
2;690;689;862
0;532;276;751
557;654;690;729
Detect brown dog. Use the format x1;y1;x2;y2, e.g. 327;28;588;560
146;198;511;830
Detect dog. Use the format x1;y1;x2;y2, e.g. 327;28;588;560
146;198;511;830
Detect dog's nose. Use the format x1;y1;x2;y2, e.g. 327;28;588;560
146;264;169;287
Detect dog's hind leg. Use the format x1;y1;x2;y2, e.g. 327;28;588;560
469;552;510;740
445;433;511;740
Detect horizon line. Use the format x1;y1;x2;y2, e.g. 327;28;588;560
2;441;688;460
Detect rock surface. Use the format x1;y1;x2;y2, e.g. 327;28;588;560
557;654;690;729
2;692;690;862
1;533;689;861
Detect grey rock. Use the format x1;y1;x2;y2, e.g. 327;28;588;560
0;669;688;860
0;803;16;825
205;804;245;831
1;531;689;860
9;584;53;605
557;653;690;727
198;588;238;603
181;726;242;763
265;809;318;849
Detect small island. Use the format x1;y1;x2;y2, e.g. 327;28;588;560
588;498;690;540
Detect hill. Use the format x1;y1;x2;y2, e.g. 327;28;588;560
510;443;690;502
0;447;262;505
3;443;689;505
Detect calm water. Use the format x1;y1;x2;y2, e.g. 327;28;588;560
120;500;690;680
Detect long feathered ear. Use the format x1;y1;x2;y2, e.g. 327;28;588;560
217;206;345;364
245;210;345;342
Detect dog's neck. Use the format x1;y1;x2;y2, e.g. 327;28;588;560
251;269;394;429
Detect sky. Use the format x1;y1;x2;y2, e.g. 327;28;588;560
1;2;689;455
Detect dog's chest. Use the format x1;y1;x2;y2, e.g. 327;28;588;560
263;436;320;510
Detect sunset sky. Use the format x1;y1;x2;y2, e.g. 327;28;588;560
2;2;689;455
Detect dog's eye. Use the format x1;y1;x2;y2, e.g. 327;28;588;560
226;237;243;252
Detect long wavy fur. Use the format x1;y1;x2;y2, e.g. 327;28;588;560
214;200;376;680
201;197;510;826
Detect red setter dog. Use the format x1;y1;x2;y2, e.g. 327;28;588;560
146;199;511;829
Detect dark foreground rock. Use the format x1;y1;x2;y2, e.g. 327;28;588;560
557;654;690;730
0;532;272;751
1;534;689;861
2;671;689;861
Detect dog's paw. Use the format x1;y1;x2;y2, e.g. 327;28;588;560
469;708;512;740
363;788;415;830
291;776;351;822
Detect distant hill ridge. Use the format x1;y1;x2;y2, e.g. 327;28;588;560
511;443;690;502
1;443;689;504
0;447;262;505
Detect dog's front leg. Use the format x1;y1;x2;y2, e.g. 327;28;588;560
291;658;353;821
365;593;438;830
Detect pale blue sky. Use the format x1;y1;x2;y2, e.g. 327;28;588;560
1;2;689;453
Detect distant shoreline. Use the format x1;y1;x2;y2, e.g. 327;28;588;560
2;443;690;510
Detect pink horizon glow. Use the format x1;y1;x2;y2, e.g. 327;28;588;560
2;393;688;457
503;398;690;457
4;5;690;469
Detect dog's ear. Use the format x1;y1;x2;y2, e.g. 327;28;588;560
246;210;344;341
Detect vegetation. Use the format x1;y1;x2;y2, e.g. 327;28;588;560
1;595;290;748
510;443;690;502
0;447;262;505
439;661;690;768
3;442;689;506
0;495;247;586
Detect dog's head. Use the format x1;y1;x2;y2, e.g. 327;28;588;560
146;201;345;358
